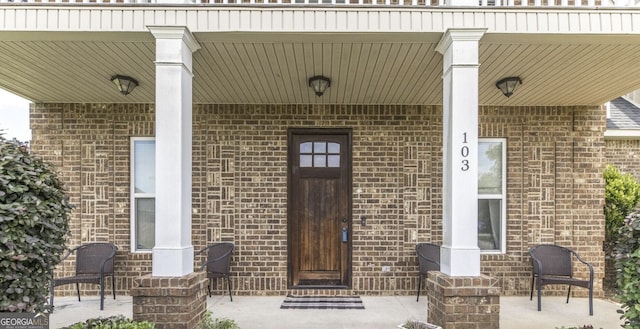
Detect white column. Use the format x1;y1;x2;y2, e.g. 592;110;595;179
148;26;201;277
435;28;486;277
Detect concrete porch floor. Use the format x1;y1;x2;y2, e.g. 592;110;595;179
49;294;622;329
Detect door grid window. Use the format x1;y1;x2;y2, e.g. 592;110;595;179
300;141;341;168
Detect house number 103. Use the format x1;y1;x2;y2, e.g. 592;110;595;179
461;132;470;171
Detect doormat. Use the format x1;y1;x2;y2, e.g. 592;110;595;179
280;295;365;309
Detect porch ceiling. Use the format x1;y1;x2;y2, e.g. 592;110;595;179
1;31;640;106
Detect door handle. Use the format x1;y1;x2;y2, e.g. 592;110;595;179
341;227;348;243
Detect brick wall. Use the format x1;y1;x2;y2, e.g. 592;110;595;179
32;103;606;297
427;272;501;329
605;139;640;181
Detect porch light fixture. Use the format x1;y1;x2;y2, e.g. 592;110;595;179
495;76;522;98
308;75;331;97
111;75;139;96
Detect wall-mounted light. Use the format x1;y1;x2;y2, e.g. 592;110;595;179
495;76;522;98
111;75;139;96
308;75;331;97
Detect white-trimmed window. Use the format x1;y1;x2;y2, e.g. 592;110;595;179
477;138;506;253
131;138;155;252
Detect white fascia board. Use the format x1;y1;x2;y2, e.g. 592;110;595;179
605;129;640;140
1;6;640;36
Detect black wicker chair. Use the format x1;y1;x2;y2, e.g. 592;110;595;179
50;242;117;311
416;243;440;302
197;242;234;301
529;244;594;315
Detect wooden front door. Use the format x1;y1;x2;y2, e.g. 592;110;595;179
288;128;352;287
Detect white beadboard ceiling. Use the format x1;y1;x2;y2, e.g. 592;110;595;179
1;31;640;106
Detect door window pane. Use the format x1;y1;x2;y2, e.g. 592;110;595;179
328;142;340;153
328;155;340;167
300;155;313;167
314;155;326;167
300;142;313;153
314;142;326;153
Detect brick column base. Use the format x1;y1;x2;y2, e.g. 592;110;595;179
131;272;207;329
427;272;501;329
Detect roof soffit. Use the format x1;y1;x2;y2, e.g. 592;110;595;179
0;6;640;105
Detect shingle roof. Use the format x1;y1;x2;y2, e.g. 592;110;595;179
608;97;640;130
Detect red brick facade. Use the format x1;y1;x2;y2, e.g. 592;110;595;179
427;272;501;329
132;272;208;329
32;103;606;298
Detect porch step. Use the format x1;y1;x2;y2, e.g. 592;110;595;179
286;288;357;297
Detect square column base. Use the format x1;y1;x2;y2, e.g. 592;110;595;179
131;272;207;329
427;272;501;329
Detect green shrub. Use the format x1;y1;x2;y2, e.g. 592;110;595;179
0;136;73;312
195;311;240;329
615;213;640;329
61;315;154;329
604;165;640;254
